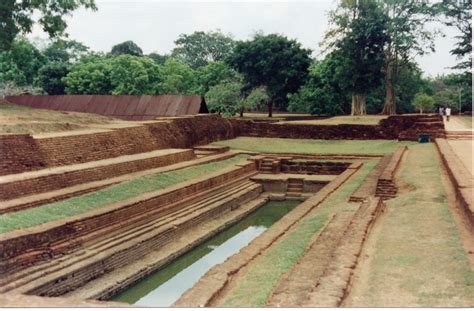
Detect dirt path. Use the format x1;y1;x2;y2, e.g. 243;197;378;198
344;144;474;307
444;116;473;131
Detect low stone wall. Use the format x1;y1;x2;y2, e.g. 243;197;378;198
375;146;407;199
435;139;474;226
0;150;195;202
229;114;444;141
280;160;349;175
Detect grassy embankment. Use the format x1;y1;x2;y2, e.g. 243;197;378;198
220;159;378;306
345;143;474;307
0;155;249;233
214;137;414;155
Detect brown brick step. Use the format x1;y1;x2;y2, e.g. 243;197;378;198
4;183;262;297
0;151;238;214
0;149;195;202
0;181;260;285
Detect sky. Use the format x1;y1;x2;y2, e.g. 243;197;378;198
29;0;462;77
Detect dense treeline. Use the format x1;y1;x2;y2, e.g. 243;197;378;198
0;0;471;116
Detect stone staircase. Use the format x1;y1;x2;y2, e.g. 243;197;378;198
445;130;474;140
287;178;304;198
193;145;230;158
398;115;445;141
259;158;276;173
0;179;262;297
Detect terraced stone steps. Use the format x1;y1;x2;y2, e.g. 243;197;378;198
287;178;304;198
0;180;262;297
0;149;195;207
445;130;474;140
375;146;406;200
0;151;238;214
260;158;276;173
0;160;256;274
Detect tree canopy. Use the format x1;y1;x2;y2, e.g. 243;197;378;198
172;30;236;69
227;34;312;117
0;0;96;51
110;40;143;57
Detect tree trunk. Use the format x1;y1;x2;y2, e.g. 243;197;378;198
381;63;396;115
268;100;273;118
240;107;244;117
351;94;367;116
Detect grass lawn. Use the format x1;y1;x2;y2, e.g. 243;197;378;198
214;137;414;154
0;155;250;234
345;143;474;307
220;159;378;307
280;115;387;125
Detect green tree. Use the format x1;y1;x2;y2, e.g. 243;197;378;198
244;86;269;115
110;40;143;57
195;61;241;94
156;58;198;95
109;55;160;95
379;1;439;114
0;0;96;51
36;62;69;94
288;56;351;115
63;57;113;94
148;53;169;65
0;38;47;85
172;30;236;69
325;0;389;115
43;40;89;63
205;81;244;116
228;34;312;117
412;92;435;114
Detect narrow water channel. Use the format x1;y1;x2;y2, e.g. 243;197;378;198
111;199;300;307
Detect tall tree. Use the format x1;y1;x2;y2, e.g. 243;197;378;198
379;1;438;114
43;40;89;63
172;30;236;69
325;0;389;115
195;61;241;94
36;62;69;94
0;0;96;51
228;34;312;117
0;38;47;85
110;40;143;57
109;55;160;95
437;0;472;70
156;58;198;95
288;56;351;115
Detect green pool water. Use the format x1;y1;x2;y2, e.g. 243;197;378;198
111;199;300;307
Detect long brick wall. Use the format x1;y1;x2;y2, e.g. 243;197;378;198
0;115;235;176
0;113;443;177
230;114;445;141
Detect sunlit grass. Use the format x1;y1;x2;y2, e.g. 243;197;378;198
214;137;414;155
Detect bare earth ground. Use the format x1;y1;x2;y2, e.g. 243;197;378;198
280;115;387;125
444;116;473;176
344;144;474;307
0;103;140;135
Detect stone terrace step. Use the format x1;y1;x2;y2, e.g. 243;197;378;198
0;151;239;214
1;181;262;296
0;178;257;290
0;149;195;202
0;160;256;275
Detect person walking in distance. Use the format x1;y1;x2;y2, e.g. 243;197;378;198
445;107;451;122
439;106;444;116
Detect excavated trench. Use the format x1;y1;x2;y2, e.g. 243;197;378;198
111;199;301;307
